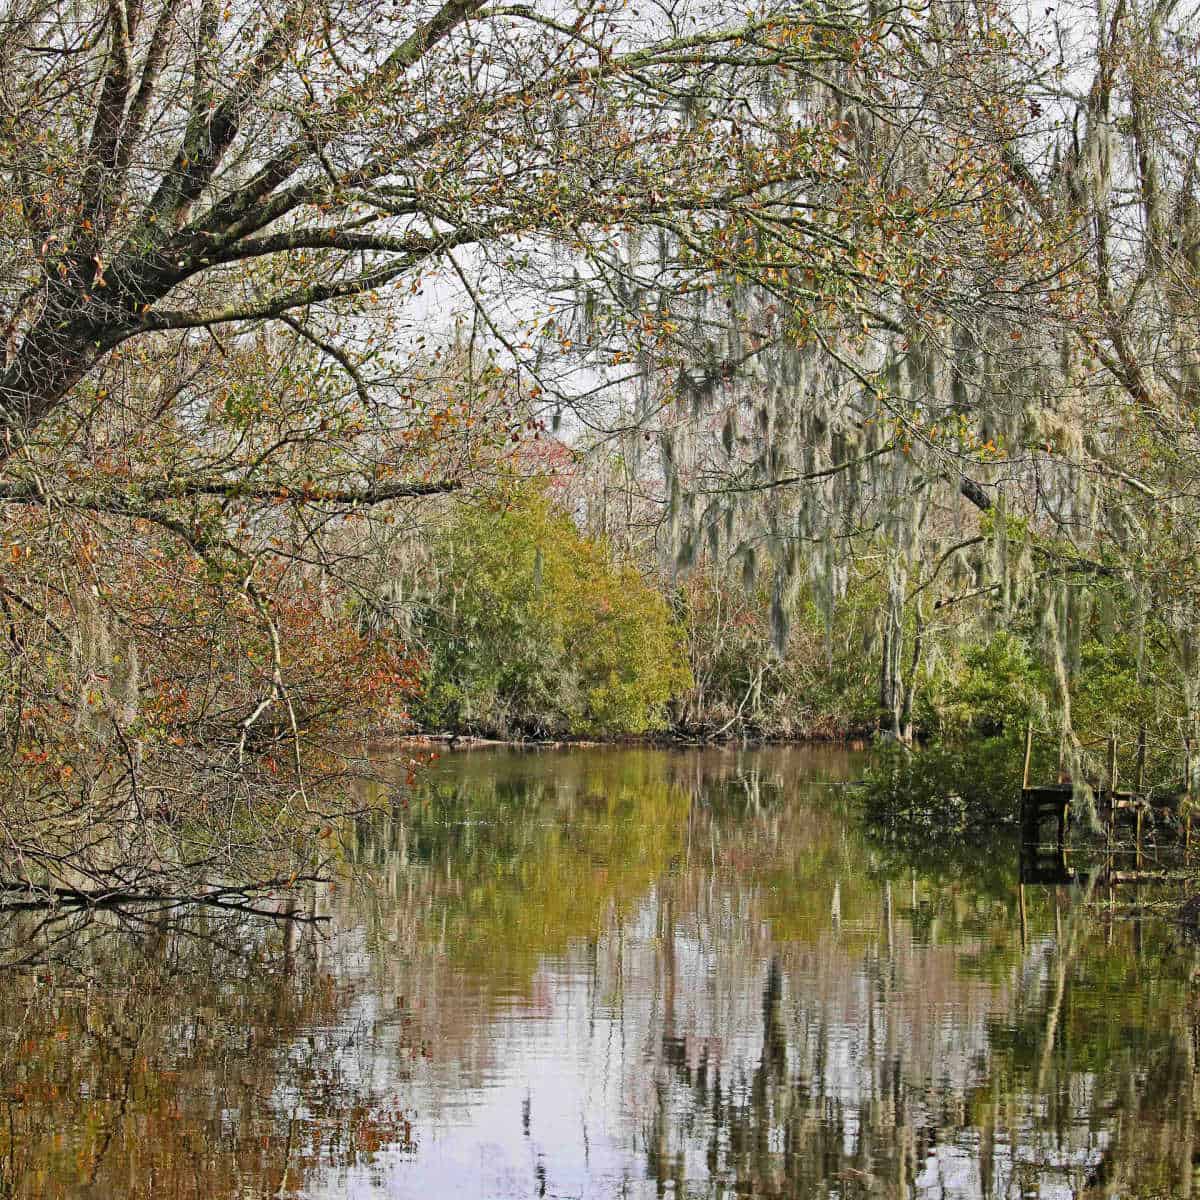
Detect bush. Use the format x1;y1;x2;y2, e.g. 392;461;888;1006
413;487;692;736
859;735;1023;848
927;631;1048;738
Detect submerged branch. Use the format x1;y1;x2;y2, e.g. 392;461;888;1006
0;878;332;918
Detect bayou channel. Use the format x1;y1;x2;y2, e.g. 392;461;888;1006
3;746;1196;1199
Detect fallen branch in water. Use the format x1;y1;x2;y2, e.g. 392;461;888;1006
0;877;331;918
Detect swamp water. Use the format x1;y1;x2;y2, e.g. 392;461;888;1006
2;745;1199;1199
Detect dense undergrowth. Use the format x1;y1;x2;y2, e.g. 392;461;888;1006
397;488;1192;774
380;483;1200;850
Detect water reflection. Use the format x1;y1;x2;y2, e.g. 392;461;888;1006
3;745;1200;1198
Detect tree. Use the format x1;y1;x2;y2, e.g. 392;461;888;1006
550;0;1200;761
413;485;691;736
0;0;927;451
0;0;980;897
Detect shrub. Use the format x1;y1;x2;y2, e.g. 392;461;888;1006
859;735;1023;848
414;488;691;736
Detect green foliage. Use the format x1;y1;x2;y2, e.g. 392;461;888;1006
925;631;1048;738
859;734;1025;848
414;487;691;737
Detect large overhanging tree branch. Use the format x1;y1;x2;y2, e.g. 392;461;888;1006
0;475;462;509
0;0;901;461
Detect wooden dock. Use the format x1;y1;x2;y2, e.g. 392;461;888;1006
1019;725;1195;885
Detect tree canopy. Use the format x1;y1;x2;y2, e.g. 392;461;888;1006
4;0;1200;897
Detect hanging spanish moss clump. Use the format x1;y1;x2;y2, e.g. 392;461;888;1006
66;583;144;822
72;586;112;742
553;1;1200;751
70;586;142;744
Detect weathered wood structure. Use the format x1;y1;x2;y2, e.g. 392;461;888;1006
1019;725;1196;886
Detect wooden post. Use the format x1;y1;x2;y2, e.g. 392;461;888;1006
1106;732;1118;843
1186;737;1194;860
1135;728;1146;870
1023;722;1033;790
1020;724;1036;857
1136;725;1146;793
1021;795;1038;852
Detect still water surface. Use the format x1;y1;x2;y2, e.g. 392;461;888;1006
3;746;1199;1198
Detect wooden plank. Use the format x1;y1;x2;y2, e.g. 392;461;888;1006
1106;869;1191;884
1023;722;1033;790
1023;785;1073;801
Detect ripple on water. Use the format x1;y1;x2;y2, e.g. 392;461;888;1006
1;745;1195;1199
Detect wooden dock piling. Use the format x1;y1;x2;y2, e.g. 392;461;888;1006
1019;724;1200;886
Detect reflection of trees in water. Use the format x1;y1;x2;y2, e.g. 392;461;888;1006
1078;1013;1200;1197
8;746;1200;1198
644;937;1001;1196
0;902;415;1200
643;953;928;1196
359;748;1200;1199
634;824;1200;1198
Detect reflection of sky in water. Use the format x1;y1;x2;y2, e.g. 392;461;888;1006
301;818;1120;1200
7;746;1190;1199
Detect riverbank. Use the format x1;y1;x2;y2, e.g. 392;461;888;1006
375;727;875;751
